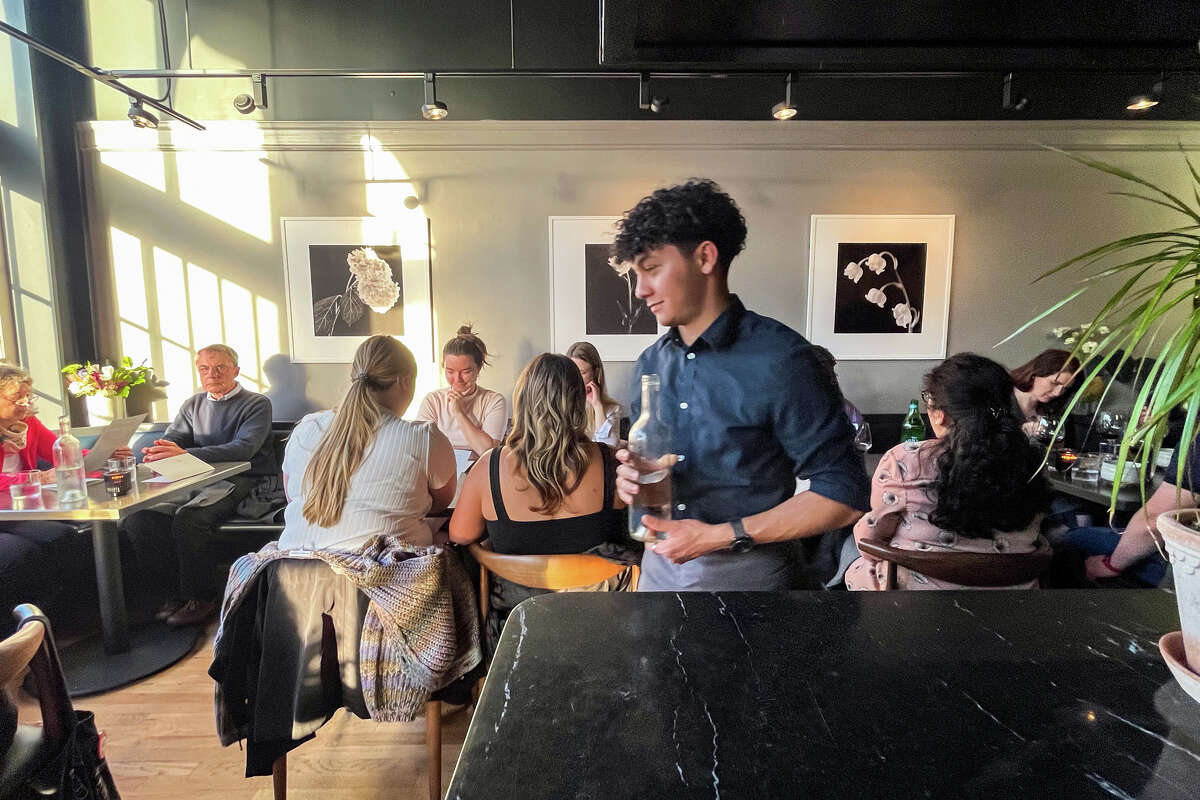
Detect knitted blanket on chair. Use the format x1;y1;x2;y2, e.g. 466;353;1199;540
215;536;481;724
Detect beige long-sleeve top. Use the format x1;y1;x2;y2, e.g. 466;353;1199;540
416;386;507;452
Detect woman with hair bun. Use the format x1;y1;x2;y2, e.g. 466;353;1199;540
278;335;457;550
417;324;507;457
846;353;1051;591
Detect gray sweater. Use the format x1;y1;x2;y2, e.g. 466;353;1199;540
164;387;276;477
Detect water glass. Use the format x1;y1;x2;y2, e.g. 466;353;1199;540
853;421;873;453
1074;454;1101;485
1098;440;1120;463
8;471;43;510
103;456;136;498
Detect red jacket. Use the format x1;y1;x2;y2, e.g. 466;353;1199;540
0;416;58;490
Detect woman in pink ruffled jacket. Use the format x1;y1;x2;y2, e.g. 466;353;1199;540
847;353;1051;591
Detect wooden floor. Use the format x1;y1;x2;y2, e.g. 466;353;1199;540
16;624;473;799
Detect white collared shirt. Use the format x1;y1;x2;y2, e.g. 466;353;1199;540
208;382;244;402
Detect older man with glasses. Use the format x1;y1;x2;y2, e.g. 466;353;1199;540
123;344;276;626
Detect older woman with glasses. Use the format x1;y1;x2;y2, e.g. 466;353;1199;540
0;363;116;633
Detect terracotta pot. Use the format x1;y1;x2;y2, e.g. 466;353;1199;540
1158;508;1200;670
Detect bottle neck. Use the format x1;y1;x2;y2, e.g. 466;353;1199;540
640;383;659;419
58;416;71;437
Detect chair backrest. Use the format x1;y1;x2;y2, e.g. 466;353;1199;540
4;605;75;745
468;542;626;590
0;619;43;688
855;539;1053;588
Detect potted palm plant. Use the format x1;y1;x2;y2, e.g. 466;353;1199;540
1005;145;1200;682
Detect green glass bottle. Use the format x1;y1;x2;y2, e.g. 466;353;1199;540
900;399;926;443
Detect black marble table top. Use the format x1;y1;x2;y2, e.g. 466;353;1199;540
447;590;1199;799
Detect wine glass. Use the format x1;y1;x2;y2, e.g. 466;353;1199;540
853;421;872;453
1033;415;1063;445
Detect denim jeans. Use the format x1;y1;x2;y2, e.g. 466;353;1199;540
1061;526;1167;586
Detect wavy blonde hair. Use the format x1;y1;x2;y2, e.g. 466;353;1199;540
565;341;618;436
505;353;592;514
301;335;416;527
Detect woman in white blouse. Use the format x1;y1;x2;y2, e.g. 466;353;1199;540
566;341;623;447
417;325;507;457
278;336;457;551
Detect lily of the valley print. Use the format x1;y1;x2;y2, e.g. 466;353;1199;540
834;242;927;335
308;245;405;337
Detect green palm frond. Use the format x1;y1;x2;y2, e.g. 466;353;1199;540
1013;145;1200;516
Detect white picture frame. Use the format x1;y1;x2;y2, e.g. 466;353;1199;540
549;216;666;361
806;214;955;360
281;216;434;363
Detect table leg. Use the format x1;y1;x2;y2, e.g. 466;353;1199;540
91;520;130;654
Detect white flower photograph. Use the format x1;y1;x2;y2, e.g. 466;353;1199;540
585;245;655;336
807;215;954;360
281;217;434;363
834;242;927;335
307;244;405;338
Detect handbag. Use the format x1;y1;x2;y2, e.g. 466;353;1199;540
17;709;121;800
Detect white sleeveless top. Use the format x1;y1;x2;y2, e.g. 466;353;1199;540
278;411;455;551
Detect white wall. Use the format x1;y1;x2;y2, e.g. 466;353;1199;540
78;120;1200;420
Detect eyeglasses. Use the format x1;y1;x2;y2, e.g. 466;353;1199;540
1;394;34;407
920;390;936;410
197;364;233;375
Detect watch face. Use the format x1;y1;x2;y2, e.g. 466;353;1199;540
730;536;753;553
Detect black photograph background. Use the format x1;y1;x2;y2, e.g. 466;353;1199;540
584;243;655;335
833;242;927;335
307;244;405;338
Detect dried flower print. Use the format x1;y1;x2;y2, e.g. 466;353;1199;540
607;256;647;334
842;251;921;332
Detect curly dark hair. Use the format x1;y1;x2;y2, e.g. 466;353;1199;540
611;179;748;271
925;353;1050;538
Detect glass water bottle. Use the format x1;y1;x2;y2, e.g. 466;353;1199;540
53;415;87;504
900;399;926;443
627;374;672;542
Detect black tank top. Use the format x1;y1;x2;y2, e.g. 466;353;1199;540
485;444;626;555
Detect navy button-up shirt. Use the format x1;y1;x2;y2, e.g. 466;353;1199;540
631;296;870;591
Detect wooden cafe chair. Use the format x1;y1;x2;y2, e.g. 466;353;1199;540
855;539;1053;589
468;540;638;618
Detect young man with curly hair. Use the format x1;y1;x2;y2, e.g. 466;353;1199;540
613;179;870;591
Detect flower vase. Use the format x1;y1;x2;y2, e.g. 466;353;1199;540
84;395;127;425
1158;509;1200;670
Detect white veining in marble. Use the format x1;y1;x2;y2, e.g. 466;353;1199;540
961;691;1026;743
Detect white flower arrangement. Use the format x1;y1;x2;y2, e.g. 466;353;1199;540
1048;322;1110;355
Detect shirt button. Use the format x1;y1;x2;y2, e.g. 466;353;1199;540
686;352;696;360
679;402;688;410
676;503;687;511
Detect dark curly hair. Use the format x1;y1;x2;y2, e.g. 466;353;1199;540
611;179;748;271
925;353;1050;538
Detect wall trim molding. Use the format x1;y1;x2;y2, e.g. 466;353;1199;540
79;119;1200;153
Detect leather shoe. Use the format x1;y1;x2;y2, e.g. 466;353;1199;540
166;599;217;626
154;599;186;622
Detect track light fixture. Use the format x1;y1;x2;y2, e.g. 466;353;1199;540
421;72;448;120
772;73;797;120
1002;72;1028;112
126;96;159;128
1127;76;1163;112
638;73;668;114
234;74;269;114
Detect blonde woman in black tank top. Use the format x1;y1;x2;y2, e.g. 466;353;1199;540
449;354;625;553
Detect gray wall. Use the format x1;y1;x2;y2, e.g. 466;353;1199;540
79;119;1200;420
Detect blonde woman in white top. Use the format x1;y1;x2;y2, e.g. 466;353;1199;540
417;324;507;456
566;341;623;447
278;336;457;551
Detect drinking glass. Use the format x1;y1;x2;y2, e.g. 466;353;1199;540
103;456;136;498
1052;448;1079;474
1033;416;1063;445
853;421;873;453
1098;440;1120;463
1074;454;1101;485
8;471;43;510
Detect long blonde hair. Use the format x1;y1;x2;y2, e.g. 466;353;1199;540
301;336;416;527
505;354;592;514
565;341;617;436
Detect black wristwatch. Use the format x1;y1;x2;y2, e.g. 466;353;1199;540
729;518;754;553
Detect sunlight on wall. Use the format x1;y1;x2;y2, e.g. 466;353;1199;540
360;135;437;410
152;247;190;344
176;126;272;242
160;338;195;411
186;262;223;349
110;226;149;327
84;0;163;120
8;191;52;299
100;151;167;193
255;296;280;372
219;278;261;388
